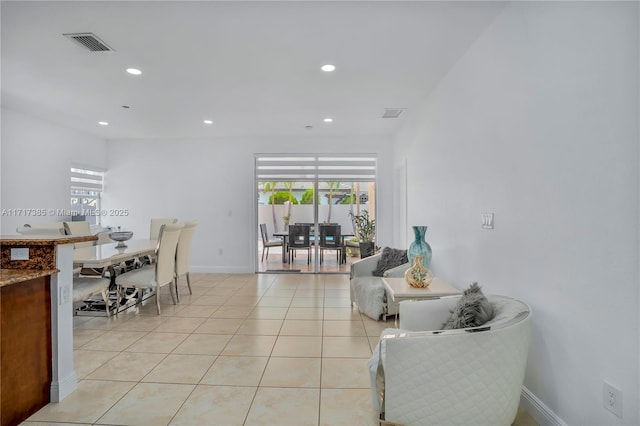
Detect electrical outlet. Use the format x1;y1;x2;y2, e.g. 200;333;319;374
603;382;622;418
481;213;494;229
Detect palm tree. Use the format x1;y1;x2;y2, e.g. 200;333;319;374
326;181;340;223
262;181;279;232
282;181;295;223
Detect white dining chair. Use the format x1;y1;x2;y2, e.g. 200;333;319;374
117;223;183;315
73;274;115;317
16;226;65;235
174;221;198;301
63;221;94;248
150;218;178;240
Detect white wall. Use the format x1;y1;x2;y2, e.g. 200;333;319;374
392;2;639;424
0;108;108;233
102;136;393;273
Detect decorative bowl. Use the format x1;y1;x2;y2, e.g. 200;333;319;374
109;231;133;248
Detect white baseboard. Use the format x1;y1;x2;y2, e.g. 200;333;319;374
521;386;566;426
50;372;78;402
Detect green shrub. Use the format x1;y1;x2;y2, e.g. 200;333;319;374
269;192;299;205
300;188;317;205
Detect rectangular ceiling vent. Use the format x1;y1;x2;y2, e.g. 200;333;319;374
63;33;114;52
382;108;406;119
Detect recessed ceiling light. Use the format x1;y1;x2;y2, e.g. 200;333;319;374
126;68;142;75
203;120;213;124
323;118;333;123
98;121;109;126
321;64;336;72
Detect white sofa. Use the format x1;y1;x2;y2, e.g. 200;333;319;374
370;294;532;426
349;253;410;320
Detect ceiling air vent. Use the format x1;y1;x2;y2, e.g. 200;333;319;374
382;108;406;119
63;33;114;52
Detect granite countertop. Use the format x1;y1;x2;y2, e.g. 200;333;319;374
0;269;59;287
0;235;98;246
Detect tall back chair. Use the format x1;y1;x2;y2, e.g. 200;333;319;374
319;224;342;264
260;223;283;262
63;221;94;248
146;218;177;264
118;223;183;314
175;221;198;299
288;224;311;264
16;226;65;236
150;218;178;240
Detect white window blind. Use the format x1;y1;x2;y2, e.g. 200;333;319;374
70;167;104;192
255;155;377;182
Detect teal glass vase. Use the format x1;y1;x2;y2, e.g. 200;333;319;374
408;226;432;269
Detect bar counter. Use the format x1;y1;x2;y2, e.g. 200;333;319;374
1;234;97;426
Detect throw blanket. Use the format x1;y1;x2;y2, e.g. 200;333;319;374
351;277;386;320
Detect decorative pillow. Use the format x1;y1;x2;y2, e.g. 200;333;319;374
372;247;408;277
442;282;494;329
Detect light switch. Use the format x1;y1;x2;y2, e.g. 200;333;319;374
10;247;29;260
481;213;494;229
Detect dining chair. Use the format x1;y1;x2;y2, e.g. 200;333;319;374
16;226;65;235
260;223;283;262
73;272;115;317
288;224;311;264
117;223;183;314
174;221;198;300
144;218;177;265
63;221;94;248
319;224;343;264
150;218;178;240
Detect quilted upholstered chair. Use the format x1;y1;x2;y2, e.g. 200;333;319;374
370;295;531;426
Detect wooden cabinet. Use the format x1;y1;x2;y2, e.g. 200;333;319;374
1;275;52;426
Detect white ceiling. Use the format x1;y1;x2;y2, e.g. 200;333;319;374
1;1;506;140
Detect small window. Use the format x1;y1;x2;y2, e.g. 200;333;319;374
70;166;104;225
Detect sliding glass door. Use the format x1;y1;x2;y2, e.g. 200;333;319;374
255;155;376;274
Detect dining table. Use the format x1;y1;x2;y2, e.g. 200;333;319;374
271;231;353;264
73;239;158;315
73;239;158;269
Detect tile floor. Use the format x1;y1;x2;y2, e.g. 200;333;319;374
25;273;537;426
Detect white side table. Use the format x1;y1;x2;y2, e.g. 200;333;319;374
382;277;461;324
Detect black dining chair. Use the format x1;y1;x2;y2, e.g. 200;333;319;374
288;224;311;264
260;223;283;262
319;224;343;264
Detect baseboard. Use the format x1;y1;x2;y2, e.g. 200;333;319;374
50;372;78;402
521;386;567;426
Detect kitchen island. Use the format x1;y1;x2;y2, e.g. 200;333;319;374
0;234;96;426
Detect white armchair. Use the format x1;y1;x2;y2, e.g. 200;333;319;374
349;253;410;320
370;295;531;425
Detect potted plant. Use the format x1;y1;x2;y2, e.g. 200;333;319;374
349;209;376;258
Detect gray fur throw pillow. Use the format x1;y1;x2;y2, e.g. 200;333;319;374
442;282;494;329
372;247;408;277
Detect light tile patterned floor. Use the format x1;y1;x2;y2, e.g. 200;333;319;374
24;273;537;426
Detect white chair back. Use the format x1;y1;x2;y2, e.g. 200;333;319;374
25;222;65;229
16;226;65;236
150;218;177;240
155;223;183;286
63;221;94;248
176;221;197;277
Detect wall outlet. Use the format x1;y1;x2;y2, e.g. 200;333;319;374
603;382;622;418
481;213;494;229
